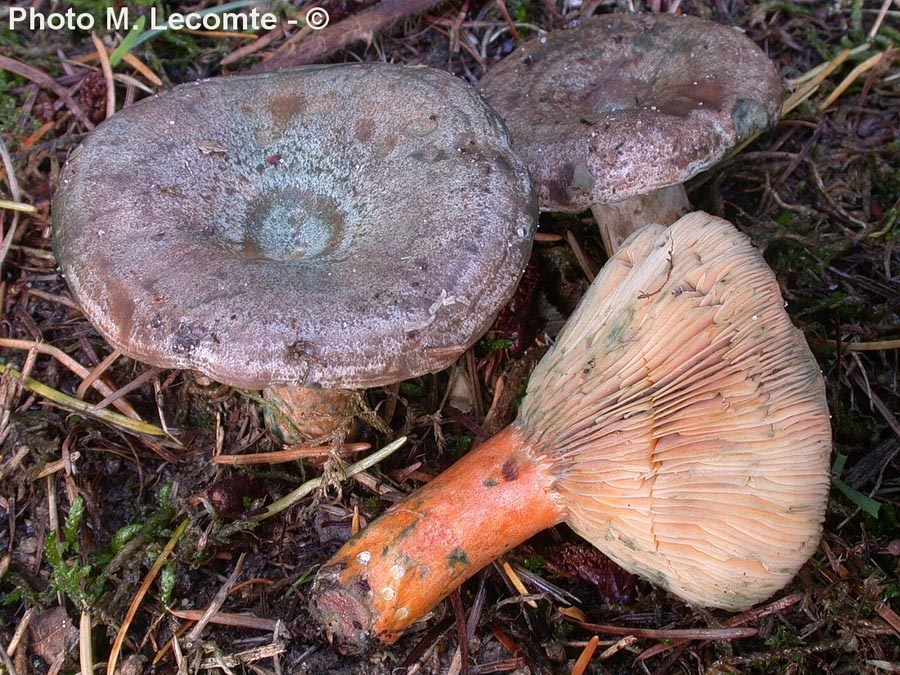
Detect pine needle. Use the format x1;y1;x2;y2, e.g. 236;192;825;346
571;636;599;675
819;50;887;110
0;199;37;213
254;436;407;520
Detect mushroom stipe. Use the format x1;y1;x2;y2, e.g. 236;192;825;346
310;212;832;651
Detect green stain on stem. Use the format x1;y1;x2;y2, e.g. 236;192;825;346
447;547;470;568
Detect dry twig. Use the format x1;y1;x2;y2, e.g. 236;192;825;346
253;0;451;70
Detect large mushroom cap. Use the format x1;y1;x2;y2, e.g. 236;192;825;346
53;64;537;389
478;13;783;211
517;212;831;610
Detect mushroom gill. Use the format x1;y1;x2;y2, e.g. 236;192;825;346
523;213;830;607
310;212;832;650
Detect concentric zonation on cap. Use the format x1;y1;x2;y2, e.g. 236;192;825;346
53;64;537;389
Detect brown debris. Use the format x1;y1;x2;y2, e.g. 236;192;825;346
28;607;77;670
0;1;897;674
547;542;638;606
252;0;452;71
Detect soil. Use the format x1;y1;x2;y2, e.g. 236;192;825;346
0;1;898;674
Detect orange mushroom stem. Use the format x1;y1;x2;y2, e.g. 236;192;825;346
311;212;832;651
312;426;562;645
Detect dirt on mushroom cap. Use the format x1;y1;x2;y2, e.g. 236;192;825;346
52;63;537;390
478;13;783;212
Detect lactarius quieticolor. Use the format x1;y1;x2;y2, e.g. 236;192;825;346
311;212;831;649
52;64;536;443
478;13;782;255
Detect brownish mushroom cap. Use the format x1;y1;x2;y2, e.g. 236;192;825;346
477;13;782;212
52;64;537;391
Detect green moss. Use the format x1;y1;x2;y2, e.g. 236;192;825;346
159;562;176;607
363;496;382;513
449;434;474;460
764;624;805;651
292;566;319;587
46;496;94;607
399;380;426;399
0;71;31;139
477;338;513;357
522;555;544;573
0;572;38;608
509;1;538;24
863;500;898;539
551;620;574;641
45;484;177;609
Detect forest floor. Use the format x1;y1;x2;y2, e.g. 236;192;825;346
0;1;898;674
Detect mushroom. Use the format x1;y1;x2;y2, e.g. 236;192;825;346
52;64;537;443
310;211;832;650
478;13;783;254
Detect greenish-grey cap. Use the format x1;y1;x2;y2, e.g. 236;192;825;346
53;64;537;389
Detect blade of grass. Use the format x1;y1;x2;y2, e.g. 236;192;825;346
254;436;407;520
782;47;856;115
130;0;260;48
107;518;188;675
109;16;147;66
832;477;881;517
0;363;167;437
819;50;886;110
0;338;141;419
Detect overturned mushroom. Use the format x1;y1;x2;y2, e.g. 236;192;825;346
478;13;782;254
311;211;831;649
52;64;536;443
